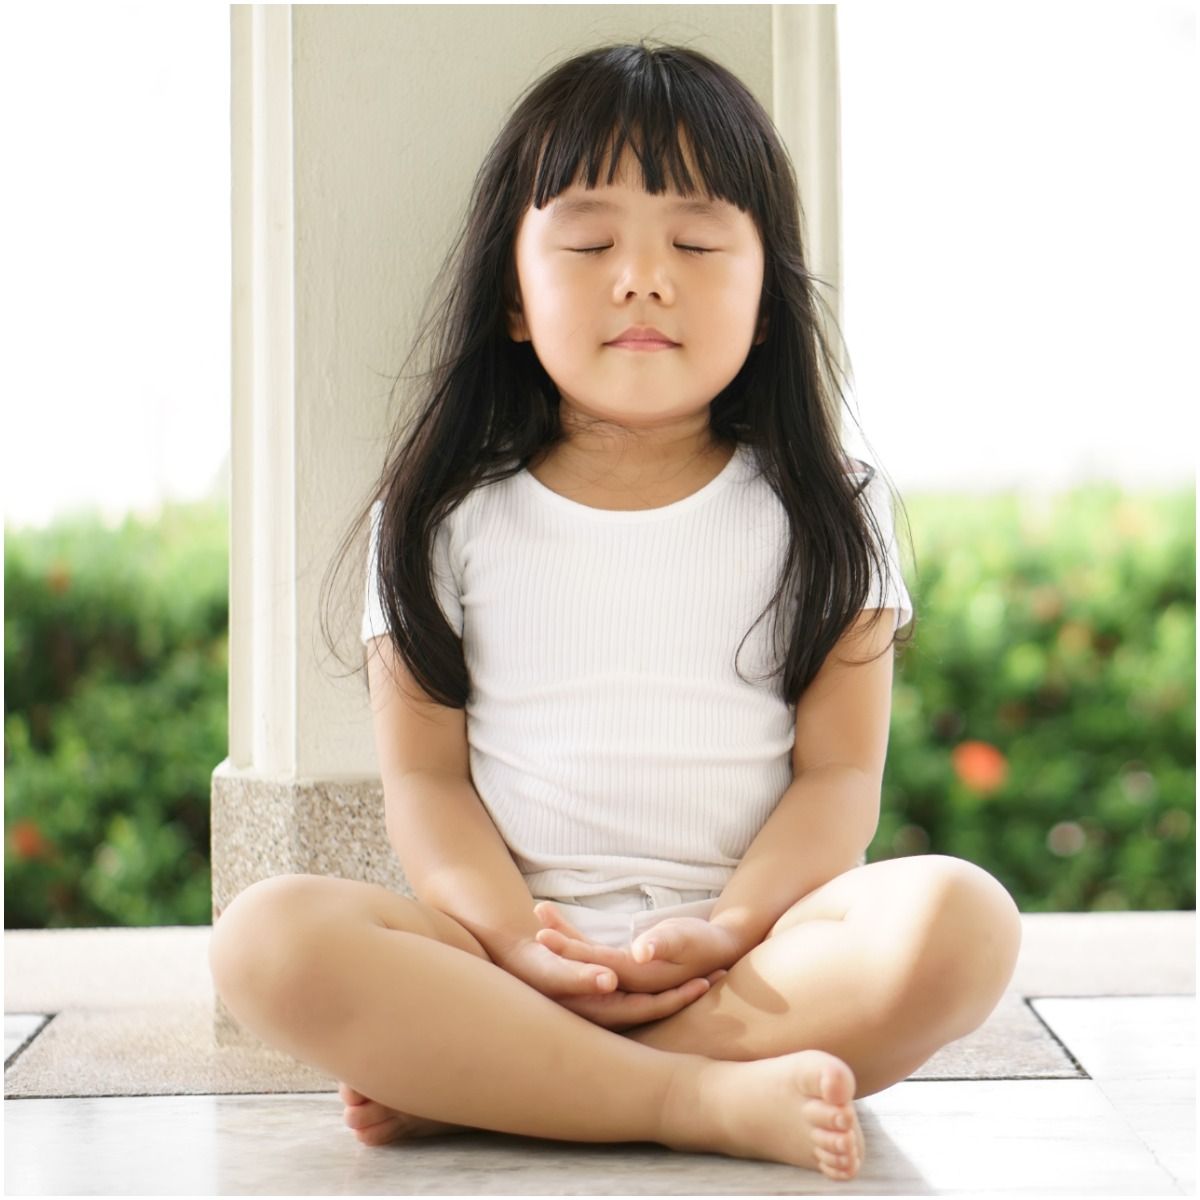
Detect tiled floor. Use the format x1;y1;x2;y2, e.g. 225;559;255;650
5;1013;48;1064
5;996;1194;1195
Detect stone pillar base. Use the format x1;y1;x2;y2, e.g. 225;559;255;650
209;759;412;1044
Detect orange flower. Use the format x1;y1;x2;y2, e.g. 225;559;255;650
9;819;51;860
47;561;72;595
952;740;1008;793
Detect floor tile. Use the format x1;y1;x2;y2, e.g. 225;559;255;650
1032;995;1196;1193
3;1079;1184;1196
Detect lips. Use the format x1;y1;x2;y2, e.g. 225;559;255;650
606;325;679;346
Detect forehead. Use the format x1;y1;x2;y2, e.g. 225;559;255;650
545;194;738;227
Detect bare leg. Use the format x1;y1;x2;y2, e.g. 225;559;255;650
625;855;1022;1101
209;874;865;1178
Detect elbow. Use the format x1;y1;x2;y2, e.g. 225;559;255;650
861;811;881;862
855;772;883;858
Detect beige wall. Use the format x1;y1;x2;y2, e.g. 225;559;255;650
227;5;838;787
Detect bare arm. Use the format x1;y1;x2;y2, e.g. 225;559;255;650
708;608;896;958
386;768;543;963
366;635;540;964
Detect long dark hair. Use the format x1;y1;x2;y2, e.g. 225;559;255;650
321;38;916;709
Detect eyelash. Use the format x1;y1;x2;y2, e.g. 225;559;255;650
572;245;712;257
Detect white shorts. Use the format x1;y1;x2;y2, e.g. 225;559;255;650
531;884;723;950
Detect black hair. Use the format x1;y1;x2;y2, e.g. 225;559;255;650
320;38;916;709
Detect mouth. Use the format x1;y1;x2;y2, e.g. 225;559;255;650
606;325;680;349
605;339;680;351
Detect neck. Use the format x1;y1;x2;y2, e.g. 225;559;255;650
540;407;729;491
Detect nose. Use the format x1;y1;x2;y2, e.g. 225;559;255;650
611;246;676;305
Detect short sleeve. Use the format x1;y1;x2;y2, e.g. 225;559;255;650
361;499;464;644
855;469;914;631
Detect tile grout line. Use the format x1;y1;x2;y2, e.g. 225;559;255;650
1023;996;1090;1077
4;1013;55;1072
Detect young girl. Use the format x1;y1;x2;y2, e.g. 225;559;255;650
210;41;1022;1181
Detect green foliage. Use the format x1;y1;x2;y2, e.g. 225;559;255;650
3;486;1194;926
876;485;1195;911
5;502;227;928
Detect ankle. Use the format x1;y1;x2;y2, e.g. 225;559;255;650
658;1055;727;1153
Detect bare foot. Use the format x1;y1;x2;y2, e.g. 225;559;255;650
338;1081;472;1145
661;1048;866;1181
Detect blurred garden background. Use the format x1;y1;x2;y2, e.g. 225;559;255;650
3;3;1195;927
5;483;1194;927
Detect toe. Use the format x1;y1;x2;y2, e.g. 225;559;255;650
339;1082;367;1105
344;1101;390;1131
794;1050;856;1106
815;1151;853;1182
796;1050;841;1098
813;1146;838;1170
356;1116;401;1147
819;1060;855;1105
812;1127;850;1154
803;1098;852;1132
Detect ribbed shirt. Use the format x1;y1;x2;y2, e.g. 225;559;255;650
362;442;912;901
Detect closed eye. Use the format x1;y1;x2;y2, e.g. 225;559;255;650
572;245;712;257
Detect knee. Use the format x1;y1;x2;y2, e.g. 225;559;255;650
208;873;334;1013
927;854;1021;936
896;855;1023;1035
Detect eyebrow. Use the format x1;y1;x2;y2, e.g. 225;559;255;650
547;196;734;225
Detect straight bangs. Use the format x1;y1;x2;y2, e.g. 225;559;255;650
520;50;771;224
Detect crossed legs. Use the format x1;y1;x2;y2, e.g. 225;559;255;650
208;853;1021;1175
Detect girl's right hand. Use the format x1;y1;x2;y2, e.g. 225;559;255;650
493;936;726;1032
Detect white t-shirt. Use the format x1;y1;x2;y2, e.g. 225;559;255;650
362;442;912;901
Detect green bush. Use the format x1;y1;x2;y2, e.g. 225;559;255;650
3;486;1194;927
5;501;227;928
877;485;1194;911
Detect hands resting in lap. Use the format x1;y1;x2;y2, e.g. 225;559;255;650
493;901;741;1032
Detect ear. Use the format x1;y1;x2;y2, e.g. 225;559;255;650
753;311;768;346
507;299;530;343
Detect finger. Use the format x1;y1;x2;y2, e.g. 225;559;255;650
565;976;711;1027
573;963;619;994
633;926;685;964
631;934;660;964
534;927;566;952
534;901;589;942
541;931;626;971
543;948;620;995
647;976;712;1018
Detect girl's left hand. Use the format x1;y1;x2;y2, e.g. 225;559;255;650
532;901;743;993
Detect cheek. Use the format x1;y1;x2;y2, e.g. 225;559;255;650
713;262;765;327
523;265;584;319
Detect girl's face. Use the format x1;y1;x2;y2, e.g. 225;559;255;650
507;145;766;436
